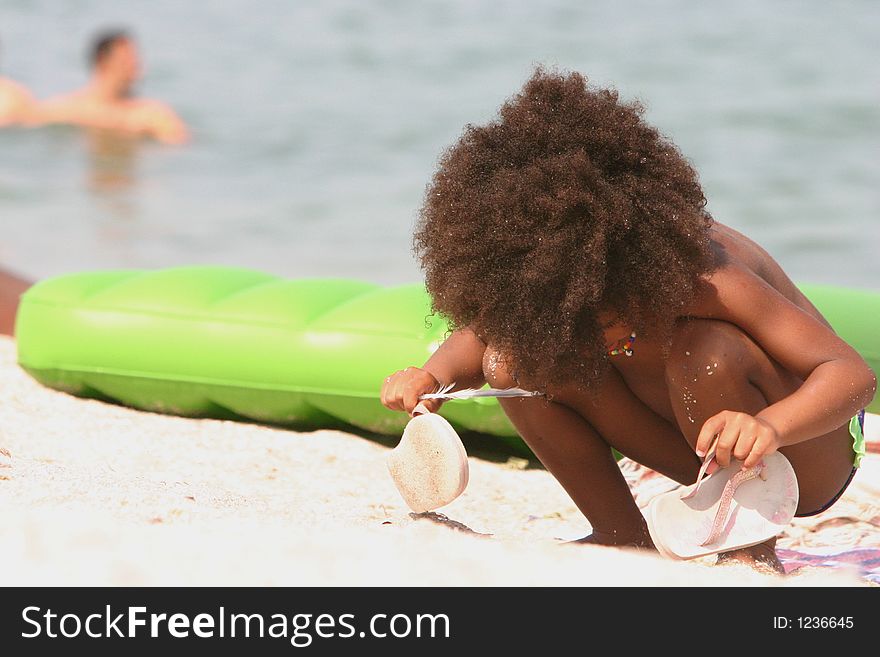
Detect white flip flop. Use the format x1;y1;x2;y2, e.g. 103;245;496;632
646;448;799;560
386;405;469;513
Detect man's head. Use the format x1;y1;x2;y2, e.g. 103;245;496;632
90;29;141;94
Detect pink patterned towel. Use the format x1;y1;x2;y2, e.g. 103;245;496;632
776;548;880;584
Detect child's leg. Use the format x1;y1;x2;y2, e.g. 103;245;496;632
664;319;856;515
665;319;857;570
495;393;650;546
483;348;701;547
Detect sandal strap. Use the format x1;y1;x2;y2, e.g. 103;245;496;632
680;436;720;501
701;463;764;546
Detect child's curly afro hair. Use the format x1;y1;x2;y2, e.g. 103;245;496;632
414;67;716;393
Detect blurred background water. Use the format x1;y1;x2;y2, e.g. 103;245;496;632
0;0;877;287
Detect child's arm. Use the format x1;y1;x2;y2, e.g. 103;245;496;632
423;327;489;391
381;327;488;415
692;266;877;467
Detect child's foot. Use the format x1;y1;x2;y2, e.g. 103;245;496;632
567;527;656;551
715;539;785;575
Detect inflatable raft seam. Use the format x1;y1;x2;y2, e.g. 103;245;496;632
19;299;446;339
22;365;384;398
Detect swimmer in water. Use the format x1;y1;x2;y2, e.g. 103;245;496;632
0;39;37;126
36;29;189;145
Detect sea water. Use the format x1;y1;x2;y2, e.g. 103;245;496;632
0;0;877;287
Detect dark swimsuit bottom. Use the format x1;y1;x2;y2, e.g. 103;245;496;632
794;409;865;518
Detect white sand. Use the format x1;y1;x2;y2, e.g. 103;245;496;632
0;335;875;586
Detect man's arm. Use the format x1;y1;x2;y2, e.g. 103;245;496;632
0;80;36;126
146;102;189;145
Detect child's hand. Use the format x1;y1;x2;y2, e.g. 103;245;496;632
695;411;782;470
380;367;444;416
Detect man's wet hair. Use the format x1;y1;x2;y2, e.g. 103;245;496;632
90;29;130;68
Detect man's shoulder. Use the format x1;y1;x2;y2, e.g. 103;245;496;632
40;90;91;111
129;97;176;116
0;77;29;93
0;78;37;124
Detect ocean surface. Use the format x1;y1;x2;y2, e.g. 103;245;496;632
0;0;877;288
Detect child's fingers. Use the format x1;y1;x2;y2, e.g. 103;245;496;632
732;432;758;462
395;379;415;413
714;421;742;467
379;373;392;409
743;447;762;470
743;435;773;469
403;381;426;416
695;413;726;457
381;371;406;412
380;373;395;409
380;368;441;415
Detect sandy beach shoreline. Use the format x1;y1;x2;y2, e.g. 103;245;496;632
1;335;877;586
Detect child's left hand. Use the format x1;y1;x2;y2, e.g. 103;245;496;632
695;410;782;470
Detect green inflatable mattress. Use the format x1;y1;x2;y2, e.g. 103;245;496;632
14;267;880;457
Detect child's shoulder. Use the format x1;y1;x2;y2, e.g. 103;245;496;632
689;254;816;329
695;223;801;308
694;261;766;311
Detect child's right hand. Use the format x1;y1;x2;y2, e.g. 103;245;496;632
380;367;444;416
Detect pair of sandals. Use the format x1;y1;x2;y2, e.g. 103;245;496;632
387;407;799;559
